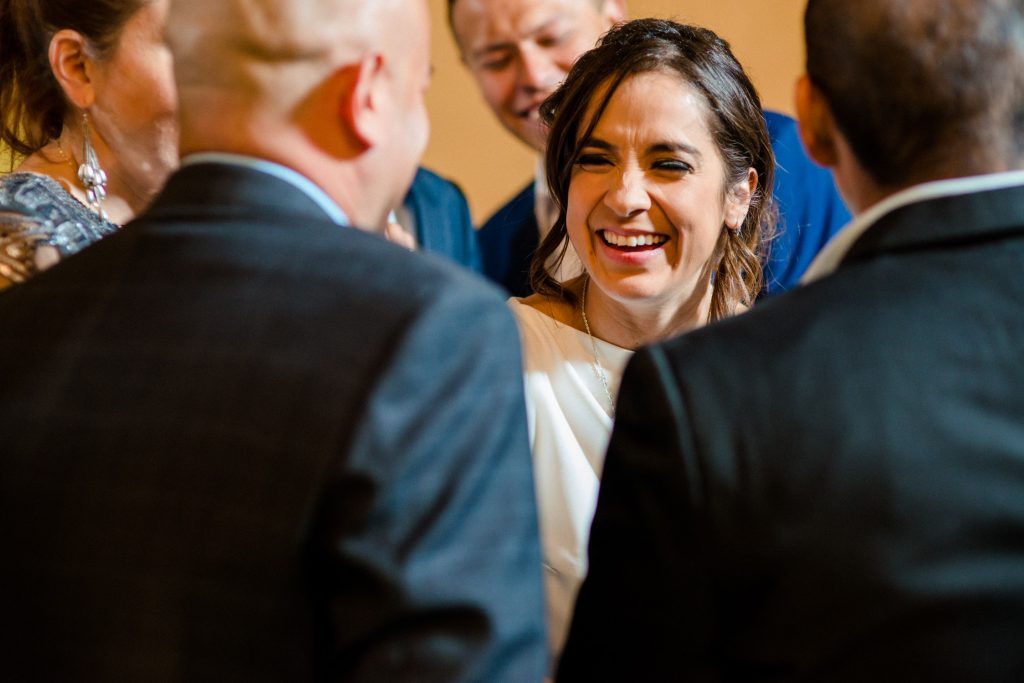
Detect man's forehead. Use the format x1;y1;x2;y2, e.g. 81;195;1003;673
454;0;601;48
451;0;602;11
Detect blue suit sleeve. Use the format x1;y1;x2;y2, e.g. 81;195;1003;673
406;167;484;274
763;111;852;296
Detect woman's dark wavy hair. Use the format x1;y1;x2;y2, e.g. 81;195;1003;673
0;0;144;161
533;18;776;322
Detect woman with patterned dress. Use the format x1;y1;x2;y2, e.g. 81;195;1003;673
0;0;178;289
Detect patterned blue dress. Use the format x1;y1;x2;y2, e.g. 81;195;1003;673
0;172;117;289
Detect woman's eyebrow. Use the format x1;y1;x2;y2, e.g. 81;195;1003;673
648;142;702;158
579;137;614;151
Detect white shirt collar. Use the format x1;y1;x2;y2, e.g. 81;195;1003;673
180;152;350;227
533;158;584;283
533;157;557;233
801;170;1024;284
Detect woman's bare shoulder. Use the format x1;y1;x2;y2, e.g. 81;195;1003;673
515;293;579;329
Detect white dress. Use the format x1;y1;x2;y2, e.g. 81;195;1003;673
508;299;634;662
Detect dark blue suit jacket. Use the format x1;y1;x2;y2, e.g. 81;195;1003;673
404;167;482;273
478;110;850;298
0;162;546;682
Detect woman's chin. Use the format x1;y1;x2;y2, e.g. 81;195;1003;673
589;268;710;313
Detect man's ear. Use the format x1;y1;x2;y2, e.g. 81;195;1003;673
725;168;757;230
795;74;839;168
338;52;386;151
48;29;96;109
600;0;628;29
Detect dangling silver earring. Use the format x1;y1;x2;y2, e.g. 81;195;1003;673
77;112;109;220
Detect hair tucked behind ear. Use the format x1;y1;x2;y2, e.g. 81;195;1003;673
0;0;143;163
533;18;776;321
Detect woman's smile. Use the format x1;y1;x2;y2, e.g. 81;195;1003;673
594;227;672;266
596;229;669;248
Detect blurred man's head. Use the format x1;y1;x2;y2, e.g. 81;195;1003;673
449;0;624;152
797;0;1024;207
167;0;431;229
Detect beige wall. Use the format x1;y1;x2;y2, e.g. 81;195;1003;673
423;0;807;224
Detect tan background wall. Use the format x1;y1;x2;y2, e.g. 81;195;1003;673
423;0;807;224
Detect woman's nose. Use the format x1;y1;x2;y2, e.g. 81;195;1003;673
604;169;651;218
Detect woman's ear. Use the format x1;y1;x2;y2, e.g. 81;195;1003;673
795;74;839;168
725;168;757;230
48;29;97;110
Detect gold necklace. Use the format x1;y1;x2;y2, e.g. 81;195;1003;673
54;138;75;169
580;277;616;418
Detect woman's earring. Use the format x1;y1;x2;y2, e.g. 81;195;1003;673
77;113;109;220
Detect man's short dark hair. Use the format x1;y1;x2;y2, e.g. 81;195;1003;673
805;0;1024;186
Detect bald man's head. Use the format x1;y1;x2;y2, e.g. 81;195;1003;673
165;0;432;230
805;0;1024;186
167;0;402;114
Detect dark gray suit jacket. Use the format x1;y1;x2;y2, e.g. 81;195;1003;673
559;183;1024;681
0;163;546;682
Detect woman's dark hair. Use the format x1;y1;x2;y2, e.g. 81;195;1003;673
0;0;144;159
534;18;776;322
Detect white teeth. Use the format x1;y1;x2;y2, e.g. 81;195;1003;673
600;231;667;247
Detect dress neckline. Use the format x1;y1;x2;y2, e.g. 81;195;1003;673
509;298;633;356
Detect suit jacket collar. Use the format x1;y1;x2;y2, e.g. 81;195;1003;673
802;171;1024;281
148;161;348;227
842;181;1024;267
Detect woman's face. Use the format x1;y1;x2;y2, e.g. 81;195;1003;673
89;0;178;203
565;69;753;312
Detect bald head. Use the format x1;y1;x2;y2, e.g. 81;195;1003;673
165;0;431;231
805;0;1024;187
168;0;404;113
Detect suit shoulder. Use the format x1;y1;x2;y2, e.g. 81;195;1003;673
480;182;535;236
763;110;821;178
409;166;469;203
763;109;799;144
653;276;857;391
356;236;503;306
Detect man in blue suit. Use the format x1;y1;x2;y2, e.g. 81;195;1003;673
449;0;850;297
0;0;545;679
401;166;483;272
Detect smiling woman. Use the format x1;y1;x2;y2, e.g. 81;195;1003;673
562;70;758;326
508;17;775;667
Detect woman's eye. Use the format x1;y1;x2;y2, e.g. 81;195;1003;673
653;159;692;173
575;153;611;169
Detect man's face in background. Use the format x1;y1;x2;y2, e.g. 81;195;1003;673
452;0;624;152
